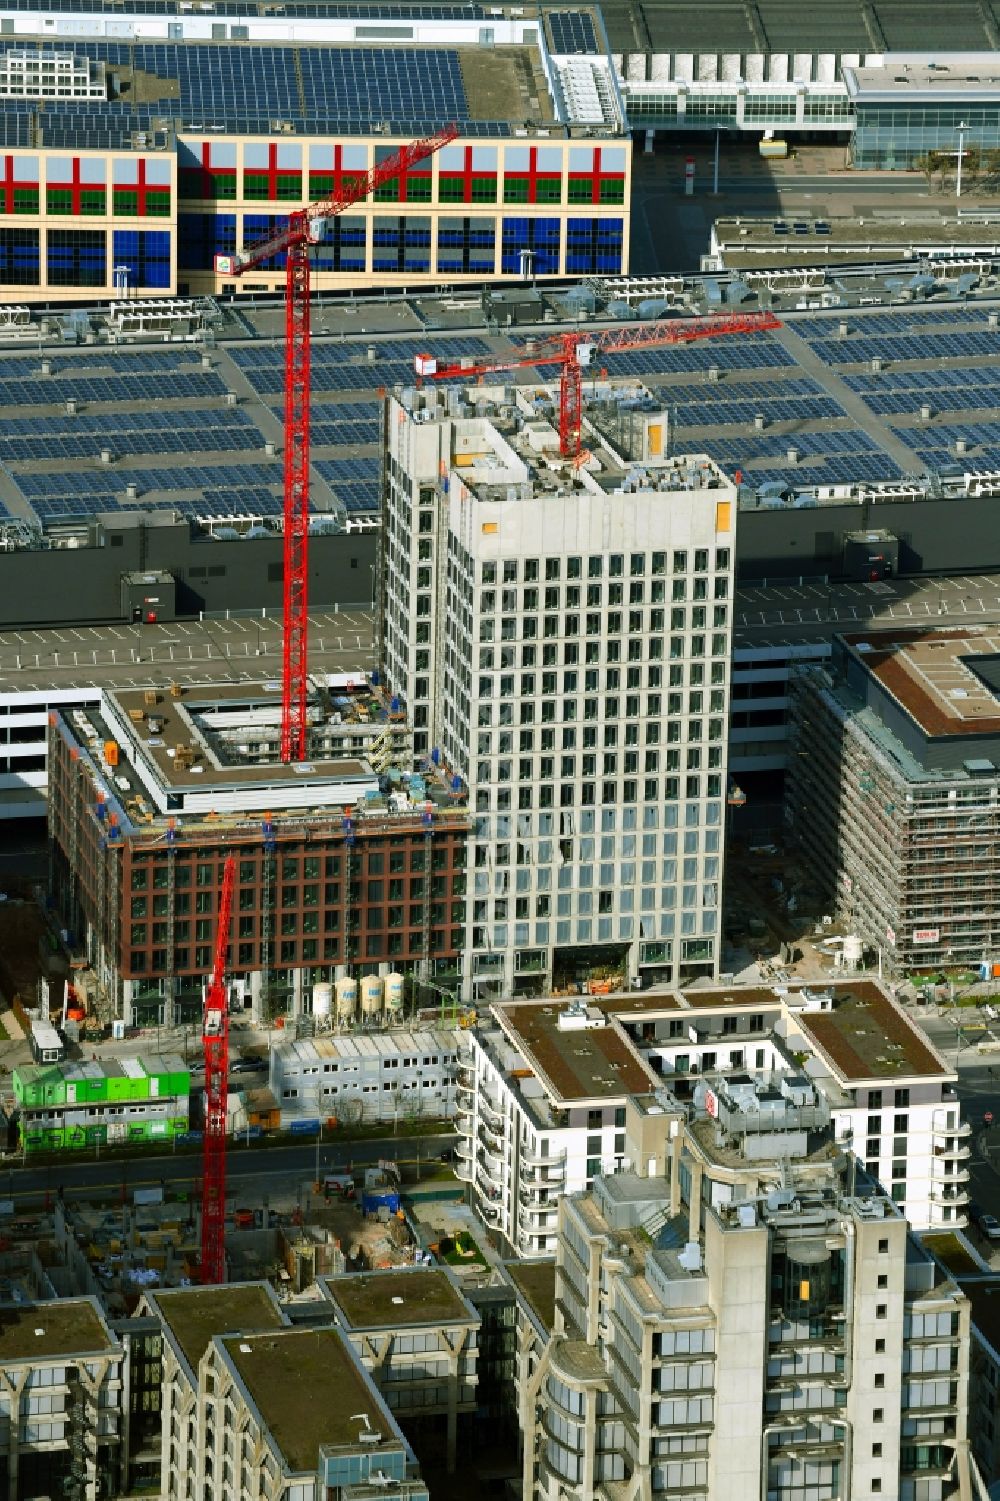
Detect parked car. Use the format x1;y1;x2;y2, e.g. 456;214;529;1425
980;1213;1000;1241
230;1057;267;1075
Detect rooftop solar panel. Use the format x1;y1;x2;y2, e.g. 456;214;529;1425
548;11;599;53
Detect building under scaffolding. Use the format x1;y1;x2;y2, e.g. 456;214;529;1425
47;675;469;1027
786;626;1000;975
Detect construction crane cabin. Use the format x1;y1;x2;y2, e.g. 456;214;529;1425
215;124;458;764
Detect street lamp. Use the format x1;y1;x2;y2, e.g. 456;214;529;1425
956;120;968;199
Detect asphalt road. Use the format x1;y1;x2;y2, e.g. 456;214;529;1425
1;1130;455;1206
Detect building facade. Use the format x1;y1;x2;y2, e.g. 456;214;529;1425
0;13;630;302
321;1268;479;1474
0;1299;126;1501
845;59;1000;171
47;679;469;1027
457;979;967;1256
270;1029;460;1128
381;379;738;999
786;628;1000;976
13;1053;189;1154
521;1095;976;1501
456;998;659;1258
142;1283;429;1501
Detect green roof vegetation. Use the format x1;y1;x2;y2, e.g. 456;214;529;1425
223;1328;390;1473
327;1268;470;1328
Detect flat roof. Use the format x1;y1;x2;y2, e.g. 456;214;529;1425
0;36;555;148
222;1327;390;1473
506;1260;556;1331
496;1001;660;1103
152;1284;284;1374
841;628;1000;739
846;59;1000;101
960;1278;1000;1356
793;982;952;1084
325;1268;471;1327
0;611;373;698
104;680;373;791
0;1299;116;1362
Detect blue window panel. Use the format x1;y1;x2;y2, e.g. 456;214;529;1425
178;213;236;271
564;217;623;275
48;229;106;287
113;230;171;289
500;216;560;275
313;216;366;273
0;227;39;285
241;214;290;271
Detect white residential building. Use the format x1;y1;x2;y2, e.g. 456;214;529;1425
381;377;738;1000
0;1298;125;1501
142;1283;429;1501
523;1110;978;1501
457;980;966;1256
456;998;662;1257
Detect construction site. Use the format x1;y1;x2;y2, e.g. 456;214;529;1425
46;676;469;1030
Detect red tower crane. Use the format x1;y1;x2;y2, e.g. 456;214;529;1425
415;311;783;459
200;853;236;1284
215;123;459;762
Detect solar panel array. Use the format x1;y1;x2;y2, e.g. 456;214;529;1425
315;456;381;514
232;335;491;397
793;308;995;340
0;39;476;144
672;394;846;428
803;330;1000;368
0;408;261;463
548;11;599;53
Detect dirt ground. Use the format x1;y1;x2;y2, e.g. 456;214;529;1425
0;897;51;1011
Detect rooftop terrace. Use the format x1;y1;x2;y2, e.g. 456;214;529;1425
496;999;659;1103
793;983;952;1084
842;627;1000;741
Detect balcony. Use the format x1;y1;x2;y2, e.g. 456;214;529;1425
455;1078;475;1108
519;1191;553;1218
930;1163;970;1185
478;1119;506;1154
521;1144;567;1173
479;1091;504;1129
932;1141;971;1161
476;1160;506;1197
455;1134;475;1162
454;1156;474;1185
929;1184;968;1204
478;1135;507;1170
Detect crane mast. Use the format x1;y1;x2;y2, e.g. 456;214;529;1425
215;124;459;762
200;853;236;1284
416;311;783;458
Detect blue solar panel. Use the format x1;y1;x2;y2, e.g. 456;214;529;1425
0;39;474;139
672;395;845;428
548;11;598;52
809;331;1000;366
